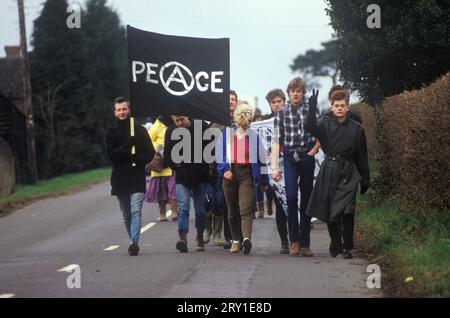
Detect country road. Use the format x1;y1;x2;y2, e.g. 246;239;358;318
0;182;381;298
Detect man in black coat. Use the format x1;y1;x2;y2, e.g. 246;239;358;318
325;85;362;124
164;116;212;253
105;97;154;256
305;89;370;259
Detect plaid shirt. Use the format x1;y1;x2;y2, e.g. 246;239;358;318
273;99;320;148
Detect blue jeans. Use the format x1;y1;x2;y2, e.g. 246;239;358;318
205;177;225;216
206;184;214;212
255;186;264;203
213;176;226;216
117;193;145;243
176;183;207;233
283;150;315;247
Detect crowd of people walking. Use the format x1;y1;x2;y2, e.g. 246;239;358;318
105;77;370;259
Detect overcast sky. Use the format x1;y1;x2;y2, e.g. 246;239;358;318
0;0;336;113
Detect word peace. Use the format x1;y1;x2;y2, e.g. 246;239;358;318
132;60;224;96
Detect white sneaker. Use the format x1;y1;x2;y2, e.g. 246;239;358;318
311;217;322;224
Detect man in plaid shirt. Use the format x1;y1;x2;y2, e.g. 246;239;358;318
271;77;321;257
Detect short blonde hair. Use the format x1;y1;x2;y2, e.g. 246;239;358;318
233;102;254;127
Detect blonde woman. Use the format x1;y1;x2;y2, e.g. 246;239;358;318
216;103;269;254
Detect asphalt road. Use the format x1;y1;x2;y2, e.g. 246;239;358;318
0;182;380;298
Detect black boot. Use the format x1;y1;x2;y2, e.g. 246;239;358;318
343;249;353;259
280;237;289;254
242;238;252;255
128;242;140;256
329;241;343;258
223;240;232;250
176;230;188;253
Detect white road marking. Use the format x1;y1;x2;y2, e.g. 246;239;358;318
57;264;80;272
104;245;119;251
0;293;15;298
140;222;156;234
101;222;156;253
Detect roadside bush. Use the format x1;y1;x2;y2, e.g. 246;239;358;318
376;72;450;211
350;102;377;160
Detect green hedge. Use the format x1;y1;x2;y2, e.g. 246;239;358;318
376;72;450;210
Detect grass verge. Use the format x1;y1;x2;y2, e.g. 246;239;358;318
0;167;111;217
356;193;450;297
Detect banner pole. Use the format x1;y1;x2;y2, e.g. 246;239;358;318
130;117;136;167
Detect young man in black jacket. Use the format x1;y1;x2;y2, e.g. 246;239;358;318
105;97;154;256
325;85;362;124
164;116;212;253
305;89;370;259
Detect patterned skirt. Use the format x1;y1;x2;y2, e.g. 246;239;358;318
145;174;176;203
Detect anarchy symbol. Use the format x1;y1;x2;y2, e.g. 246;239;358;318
159;61;195;96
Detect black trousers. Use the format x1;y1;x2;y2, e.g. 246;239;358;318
327;213;355;250
274;195;288;246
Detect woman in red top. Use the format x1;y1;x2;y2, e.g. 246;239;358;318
220;102;269;255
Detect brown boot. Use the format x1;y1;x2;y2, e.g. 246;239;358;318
158;202;167;221
289;242;300;256
257;202;264;218
170;200;177;221
176;231;188;253
301;247;314;257
196;231;205;252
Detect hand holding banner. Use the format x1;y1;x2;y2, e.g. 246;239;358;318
130;117;136;167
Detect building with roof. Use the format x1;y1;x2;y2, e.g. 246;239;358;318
0;46;28;186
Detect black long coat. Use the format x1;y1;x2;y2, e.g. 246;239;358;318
105;118;155;196
305;112;369;222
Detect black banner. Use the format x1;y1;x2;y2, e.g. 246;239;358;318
127;25;230;125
